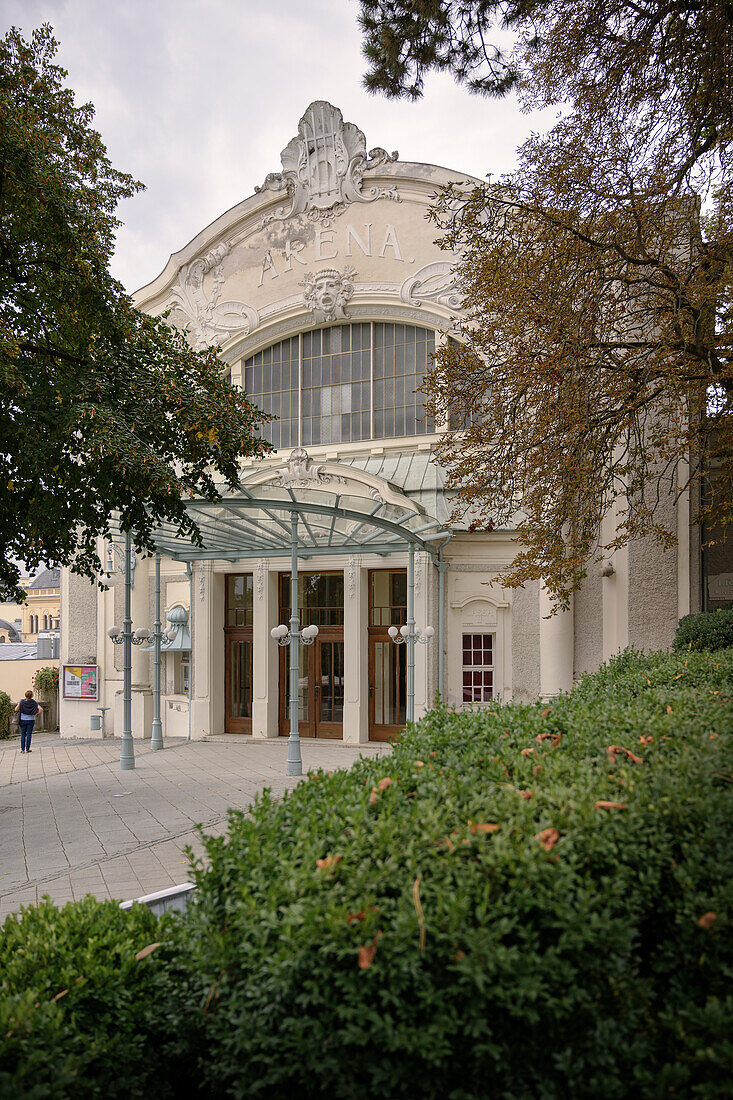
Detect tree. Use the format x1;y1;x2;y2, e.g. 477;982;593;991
359;1;733;603
0;26;271;603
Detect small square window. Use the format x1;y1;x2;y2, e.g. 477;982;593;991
462;633;494;704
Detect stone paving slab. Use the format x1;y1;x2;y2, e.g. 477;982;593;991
0;733;389;920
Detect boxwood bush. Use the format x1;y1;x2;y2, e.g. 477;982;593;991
174;648;733;1099
1;650;731;1098
0;689;12;738
0;897;186;1098
674;608;733;652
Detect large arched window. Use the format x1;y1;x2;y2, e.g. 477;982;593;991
244;323;435;449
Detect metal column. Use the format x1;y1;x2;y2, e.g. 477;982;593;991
120;531;135;770
406;543;415;724
150;552;163;750
438;552;447;699
287;510;302;776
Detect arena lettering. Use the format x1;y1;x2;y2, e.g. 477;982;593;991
258;223;404;286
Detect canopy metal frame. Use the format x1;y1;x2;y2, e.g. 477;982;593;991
109;453;451;771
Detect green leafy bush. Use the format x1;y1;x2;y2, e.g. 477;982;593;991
1;651;731;1098
674;608;733;652
174;648;733;1099
0;897;185;1098
33;666;59;694
0;689;12;738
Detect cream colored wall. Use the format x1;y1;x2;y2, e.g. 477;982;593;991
0;660;58;706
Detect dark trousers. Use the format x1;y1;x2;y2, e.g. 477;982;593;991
20;719;34;751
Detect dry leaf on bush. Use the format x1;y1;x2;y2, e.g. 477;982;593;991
536;827;560;850
316;854;343;872
698;911;717;930
517;789;534;800
541;707;552;718
521;748;534;757
135;943;162;962
469;821;500;834
536;731;562;748
377;777;393;790
594;800;627;810
358;931;382;970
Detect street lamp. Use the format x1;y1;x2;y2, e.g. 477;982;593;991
106;528;149;772
271;619;318;777
388;621;434;723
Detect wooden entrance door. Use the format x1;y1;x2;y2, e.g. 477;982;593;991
369;632;406;741
225;631;253;733
278;632;344;738
278;572;344;739
224;574;253;734
368;569;407;741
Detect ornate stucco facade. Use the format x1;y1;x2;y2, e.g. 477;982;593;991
59;102;702;742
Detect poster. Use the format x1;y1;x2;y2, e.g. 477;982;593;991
62;665;98;700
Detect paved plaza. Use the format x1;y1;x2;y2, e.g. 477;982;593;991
0;731;389;921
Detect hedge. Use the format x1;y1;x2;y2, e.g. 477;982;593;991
176;647;733;1099
1;649;731;1098
674;609;733;652
0;689;12;738
0;898;186;1098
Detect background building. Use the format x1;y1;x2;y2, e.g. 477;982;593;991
60;102;705;742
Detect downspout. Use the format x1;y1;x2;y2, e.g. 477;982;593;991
187;562;193;740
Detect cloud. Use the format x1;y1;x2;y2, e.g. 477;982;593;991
4;0;553;291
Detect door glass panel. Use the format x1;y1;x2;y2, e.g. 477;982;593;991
229;639;253;718
374;640;406;726
284;648;309;722
226;575;253;627
280;572;344;626
320;641;344;724
370;570;407;626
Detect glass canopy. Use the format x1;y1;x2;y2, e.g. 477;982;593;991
108;449;451;563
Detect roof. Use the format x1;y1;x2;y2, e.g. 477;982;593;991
29;568;60;590
0;618;22;641
0;643;37;660
339;452;454;525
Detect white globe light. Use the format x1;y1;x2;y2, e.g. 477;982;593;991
107;626;120;639
423;626;435;638
388;626;398;639
400;624;410;638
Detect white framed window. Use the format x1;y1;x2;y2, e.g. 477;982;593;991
244;322;436;449
462;633;494;704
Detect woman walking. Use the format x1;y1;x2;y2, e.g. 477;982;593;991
15;690;43;753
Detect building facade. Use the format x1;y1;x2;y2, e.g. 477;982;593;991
60;102;702;742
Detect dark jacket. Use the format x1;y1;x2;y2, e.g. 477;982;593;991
18;699;40;717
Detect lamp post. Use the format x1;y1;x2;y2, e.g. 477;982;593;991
106;531;149;770
148;553;165;750
387;622;434;725
270;510;318;777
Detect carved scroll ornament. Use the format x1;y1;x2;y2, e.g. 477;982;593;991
166;241;259;350
256;101;400;226
272;448;346;490
400;261;462;310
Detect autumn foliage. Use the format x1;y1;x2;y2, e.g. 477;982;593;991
360;1;733;604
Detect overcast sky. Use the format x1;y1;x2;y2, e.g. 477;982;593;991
3;0;555;293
